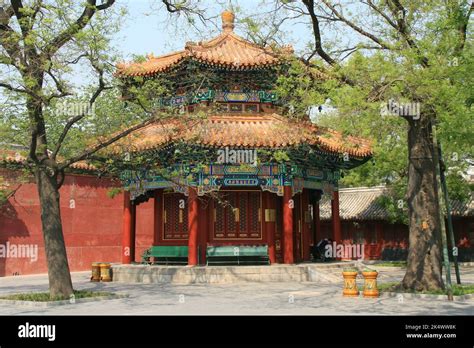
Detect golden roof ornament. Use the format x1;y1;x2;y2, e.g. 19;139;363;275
221;10;235;32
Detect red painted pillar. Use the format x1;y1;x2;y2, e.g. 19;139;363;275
302;189;311;261
283;186;294;264
375;222;383;260
187;187;199;266
331;190;342;258
312;191;321;243
199;196;209;265
264;191;276;264
122;191;136;264
153;189;163;246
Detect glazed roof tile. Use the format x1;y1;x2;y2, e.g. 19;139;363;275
0;150;97;171
116;13;287;77
320;186;474;220
111;113;372;158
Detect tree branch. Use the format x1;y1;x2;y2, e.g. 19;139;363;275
42;0;115;59
386;0;429;67
453;0;473;53
58;117;159;171
301;0;336;66
45;67;72;103
320;0;392;50
0;81;31;95
367;78;405;102
11;0;29;38
364;0;398;30
51;60;111;160
0;4;26;68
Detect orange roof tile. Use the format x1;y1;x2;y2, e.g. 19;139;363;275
110;113;372;158
0;150;97;171
116;12;288;77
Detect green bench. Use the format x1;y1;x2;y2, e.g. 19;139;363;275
141;246;191;265
206;245;270;265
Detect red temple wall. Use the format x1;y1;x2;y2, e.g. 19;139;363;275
320;219;473;260
1;167;473;276
0;171;131;277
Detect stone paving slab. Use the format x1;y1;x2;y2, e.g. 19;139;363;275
0;267;473;315
112;262;357;284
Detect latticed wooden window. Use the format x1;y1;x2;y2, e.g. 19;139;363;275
226;193;237;237
164;193;188;240
213;191;261;239
215;202;225;238
238;193;248;237
249;192;260;237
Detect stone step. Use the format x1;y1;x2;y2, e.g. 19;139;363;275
111;263;359;284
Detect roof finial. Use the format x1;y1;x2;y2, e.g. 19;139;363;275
221;10;235;32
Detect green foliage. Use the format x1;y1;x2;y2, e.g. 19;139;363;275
0;290;113;302
272;150;291;163
267;0;474;225
378;282;474;296
106;187;123;199
296;48;473;222
275;59;329;117
0;177;7;206
374;261;407;268
342;267;358;272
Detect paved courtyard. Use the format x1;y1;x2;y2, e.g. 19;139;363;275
0;266;473;315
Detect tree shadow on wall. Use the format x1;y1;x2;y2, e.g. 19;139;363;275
0;201;29;277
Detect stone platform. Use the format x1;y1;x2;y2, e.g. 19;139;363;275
112;262;357;284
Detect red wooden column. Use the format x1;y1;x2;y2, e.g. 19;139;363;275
301;189;311;261
187;187;199;266
198;196;209;265
283;186;294;264
331;190;342;257
153;189;163;246
264;191;276;264
375;222;383;260
312;190;322;244
122;191;136;264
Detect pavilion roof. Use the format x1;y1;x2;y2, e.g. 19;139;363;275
109;113;372;159
115;11;290;77
0;149;97;171
320;186;474;220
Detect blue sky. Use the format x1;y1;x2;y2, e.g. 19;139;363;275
113;0;314;61
1;0;363;96
0;0;319;103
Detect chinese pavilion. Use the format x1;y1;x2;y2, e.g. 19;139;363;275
112;11;372;266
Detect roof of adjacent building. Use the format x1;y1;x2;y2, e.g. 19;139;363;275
0;149;97;171
109;113;373;158
115;10;290;77
320;186;474;220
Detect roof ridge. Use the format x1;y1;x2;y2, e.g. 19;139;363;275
186;31;273;52
148;49;188;61
116;28;283;76
338;186;387;192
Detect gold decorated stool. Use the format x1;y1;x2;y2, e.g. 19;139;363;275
91;262;101;282
100;263;112;282
342;269;359;297
362;269;379;298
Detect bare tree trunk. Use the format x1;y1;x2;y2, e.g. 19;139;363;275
35;167;74;298
402;115;444;291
